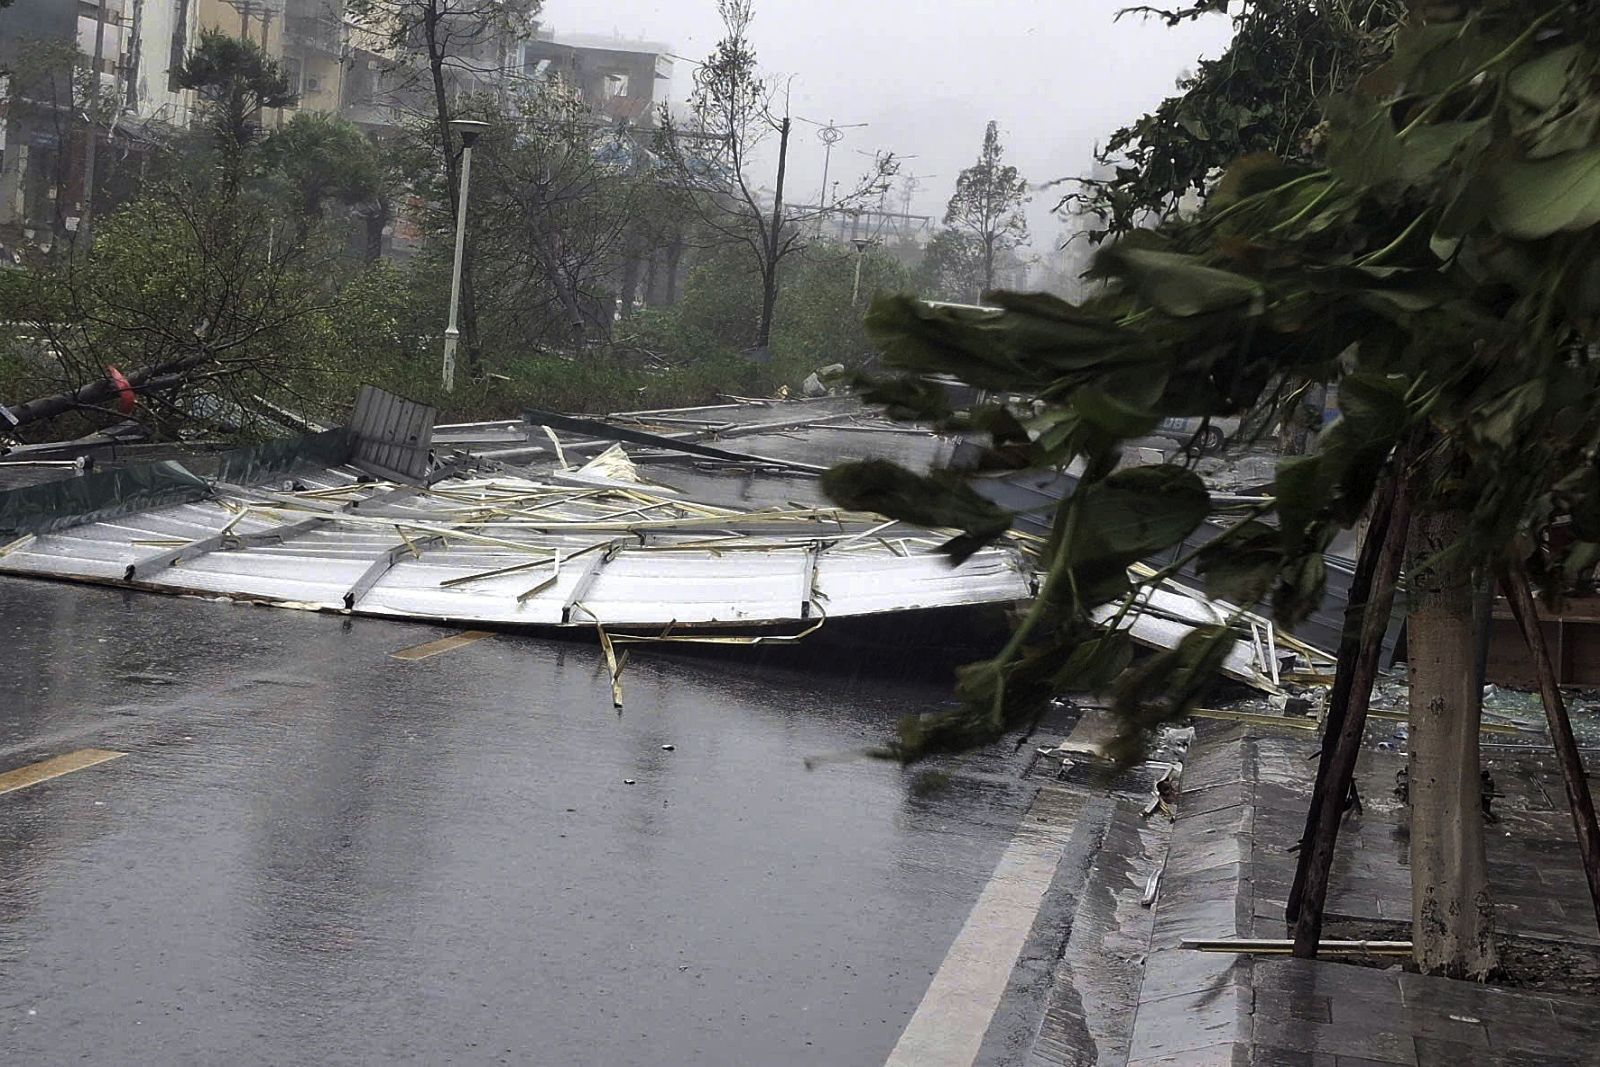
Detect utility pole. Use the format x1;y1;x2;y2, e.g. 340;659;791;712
899;171;936;242
78;0;110;246
755;114;790;353
803;118;865;236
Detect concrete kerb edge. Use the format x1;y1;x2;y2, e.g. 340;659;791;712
1125;725;1258;1066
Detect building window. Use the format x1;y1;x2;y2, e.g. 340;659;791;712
602;71;629;99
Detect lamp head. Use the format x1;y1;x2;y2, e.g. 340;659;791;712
449;119;491;147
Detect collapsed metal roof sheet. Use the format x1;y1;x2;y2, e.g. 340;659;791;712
0;443;1032;633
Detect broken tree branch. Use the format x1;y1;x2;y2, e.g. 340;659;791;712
2;350;215;430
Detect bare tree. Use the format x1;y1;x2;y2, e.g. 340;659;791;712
655;0;895;354
945;120;1029;294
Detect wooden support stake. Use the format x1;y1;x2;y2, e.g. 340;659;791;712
1287;475;1397;925
1290;470;1412;958
1498;558;1600;936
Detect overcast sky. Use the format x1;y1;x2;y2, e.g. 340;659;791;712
542;0;1234;248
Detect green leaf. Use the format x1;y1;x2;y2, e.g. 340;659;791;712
1274;552;1330;628
1508;44;1585;109
1066;465;1210;569
1474;378;1546;451
1487;147;1600;239
1106;624;1236;763
1196;520;1282;605
1525;99;1600;161
821;459;1012;563
1554;464;1600;541
1070;386;1161;438
1326;98;1405;189
1051;630;1135;692
1316;373;1411;523
848;372;955;424
1399;121;1487;182
1095;246;1265;318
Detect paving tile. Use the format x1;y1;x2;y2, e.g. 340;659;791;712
1183;781;1251;817
1255;958;1403;1004
1254;986;1333;1024
1163;862;1246;901
1413;1036;1581;1067
1137;946;1249;1004
1128;982;1246;1060
1544;996;1600;1040
1251;1045;1336;1066
1251;1016;1415;1064
1127;1042;1243;1067
1151;731;1600;1067
1486;1009;1591;1057
1154;895;1241;942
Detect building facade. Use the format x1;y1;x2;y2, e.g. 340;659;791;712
0;0;676;254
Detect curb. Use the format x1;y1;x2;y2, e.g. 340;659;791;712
1125;724;1258;1066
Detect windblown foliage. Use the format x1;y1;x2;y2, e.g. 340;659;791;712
830;0;1600;759
1069;0;1404;241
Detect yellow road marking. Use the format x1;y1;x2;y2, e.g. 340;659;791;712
390;630;495;661
0;749;126;796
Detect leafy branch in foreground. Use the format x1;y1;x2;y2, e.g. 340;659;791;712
831;1;1600;978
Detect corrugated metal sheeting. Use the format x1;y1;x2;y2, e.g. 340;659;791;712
0;451;1032;632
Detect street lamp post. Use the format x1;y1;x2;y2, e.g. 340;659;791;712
851;237;874;307
442;119;489;393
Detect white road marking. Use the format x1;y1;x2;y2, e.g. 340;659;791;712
885;792;1073;1067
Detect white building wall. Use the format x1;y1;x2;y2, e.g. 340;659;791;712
127;0;195;128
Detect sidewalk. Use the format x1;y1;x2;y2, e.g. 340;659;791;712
1120;722;1600;1066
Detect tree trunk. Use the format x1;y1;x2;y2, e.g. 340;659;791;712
2;350;212;427
618;250;641;320
364;197;390;263
1405;498;1498;979
531;226;585;341
756;265;779;354
642;251;659;308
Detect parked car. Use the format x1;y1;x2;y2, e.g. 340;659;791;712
1150;414;1242;455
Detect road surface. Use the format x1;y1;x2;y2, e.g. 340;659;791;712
0;577;1075;1065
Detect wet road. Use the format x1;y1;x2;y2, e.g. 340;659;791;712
0;577;1047;1065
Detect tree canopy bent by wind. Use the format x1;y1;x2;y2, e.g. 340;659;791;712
1068;0;1405;242
828;0;1600;979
